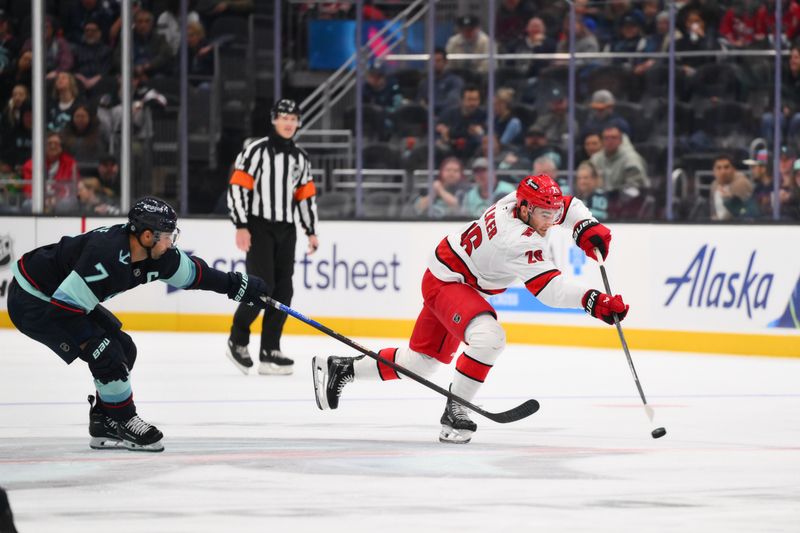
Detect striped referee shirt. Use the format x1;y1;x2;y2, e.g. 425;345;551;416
227;135;318;235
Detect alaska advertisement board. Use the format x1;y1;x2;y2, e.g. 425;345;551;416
1;217;798;355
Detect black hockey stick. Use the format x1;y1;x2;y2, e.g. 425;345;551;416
261;296;539;423
594;249;656;423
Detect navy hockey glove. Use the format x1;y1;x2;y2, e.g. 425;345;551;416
573;219;611;261
79;336;129;383
582;290;629;325
227;272;268;308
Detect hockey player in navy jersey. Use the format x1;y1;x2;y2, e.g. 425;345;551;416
7;197;271;452
312;175;629;444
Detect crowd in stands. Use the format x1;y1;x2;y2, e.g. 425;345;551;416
355;0;800;221
0;0;253;215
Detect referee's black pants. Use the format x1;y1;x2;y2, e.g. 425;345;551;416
230;219;296;354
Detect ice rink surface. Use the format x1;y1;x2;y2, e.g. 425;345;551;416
1;329;799;533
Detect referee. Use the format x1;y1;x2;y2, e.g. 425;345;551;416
226;99;319;375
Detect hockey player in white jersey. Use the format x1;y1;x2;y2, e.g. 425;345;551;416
312;174;629;443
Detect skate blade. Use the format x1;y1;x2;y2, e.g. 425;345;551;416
439;425;473;444
122;439;165;453
311;357;330;410
225;347;252;375
89;436;125;450
258;362;294;375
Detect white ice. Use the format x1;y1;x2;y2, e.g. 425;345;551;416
1;329;799;533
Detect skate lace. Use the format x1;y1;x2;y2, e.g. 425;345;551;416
336;372;353;396
449;400;472;422
125;416;153;436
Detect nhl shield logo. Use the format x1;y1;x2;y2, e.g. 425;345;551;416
0;234;12;268
133;268;142;277
59;342;70;353
452;313;462;324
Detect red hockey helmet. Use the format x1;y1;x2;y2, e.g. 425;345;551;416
517;174;564;210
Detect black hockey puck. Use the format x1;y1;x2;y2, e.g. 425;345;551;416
651;427;667;439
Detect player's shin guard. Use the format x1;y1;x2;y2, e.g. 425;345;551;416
450;314;506;402
441;315;506;444
352;347;440;380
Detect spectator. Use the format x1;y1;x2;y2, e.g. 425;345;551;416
595;0;643;46
22;17;74;80
590;125;649;197
521;126;562;169
0;9;20;99
72;20;113;94
119;9;174;79
76;176;119;214
416;48;464;116
157;0;202;56
581;89;631;139
187;20;214;80
445;15;494;75
531;87;577;149
461;157;516;217
409;156;469;218
605;12;655;74
574;160;609;220
579;131;603;162
48;72;83;133
719;0;762;49
10;50;32;95
62;104;110;165
760;43;800;149
96;153;120;199
63;0;118;44
495;0;534;52
709;153;758;220
780;146;797;184
195;0;255;29
648;10;675;53
475;134;530;181
556;15;600;56
363;65;402;112
744;148;772;216
1;84;28;135
435;85;486;160
0;99;31;171
641;0;662;36
21;132;79;202
754;0;800;44
510;17;556;78
494;87;523;146
532;154;559;176
675;8;720;74
786;158;800;219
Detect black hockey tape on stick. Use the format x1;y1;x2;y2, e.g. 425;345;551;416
594;248;656;424
261;296;539;424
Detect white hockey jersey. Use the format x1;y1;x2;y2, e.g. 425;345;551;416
428;191;597;309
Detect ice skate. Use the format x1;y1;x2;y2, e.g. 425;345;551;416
117;415;164;452
88;395;123;450
311;356;354;410
439;396;478;444
226;339;253;375
258;349;294;375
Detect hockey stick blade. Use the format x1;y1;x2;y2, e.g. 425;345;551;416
262;296;540;424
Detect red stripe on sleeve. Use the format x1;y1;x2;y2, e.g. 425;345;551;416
524;269;561;296
455;353;492;383
18;257;41;290
377;348;400;381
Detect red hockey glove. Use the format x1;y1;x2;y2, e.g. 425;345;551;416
582;290;629;325
573;219;611;261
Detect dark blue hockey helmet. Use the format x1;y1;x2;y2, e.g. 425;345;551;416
128;197;178;236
